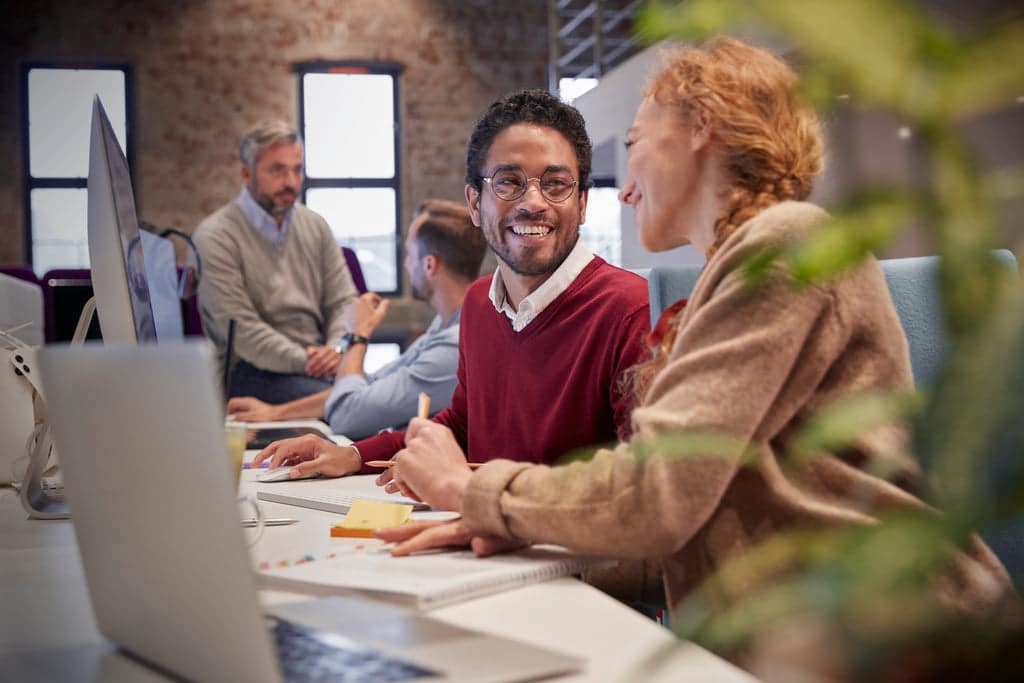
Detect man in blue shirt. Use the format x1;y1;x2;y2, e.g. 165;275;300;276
227;200;486;439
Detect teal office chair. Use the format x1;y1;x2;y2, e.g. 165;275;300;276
645;250;1024;584
646;251;1018;387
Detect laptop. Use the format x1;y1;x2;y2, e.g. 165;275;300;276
39;341;581;683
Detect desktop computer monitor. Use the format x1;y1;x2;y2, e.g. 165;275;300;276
87;96;157;343
21;97;165;520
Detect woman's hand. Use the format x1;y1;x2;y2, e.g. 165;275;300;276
251;435;361;478
382;418;474;511
374;519;526;557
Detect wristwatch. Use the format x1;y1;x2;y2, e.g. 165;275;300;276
339;332;369;353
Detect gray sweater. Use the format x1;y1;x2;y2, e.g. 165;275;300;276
194;201;357;374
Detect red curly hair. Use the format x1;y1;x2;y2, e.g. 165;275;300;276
627;36;825;403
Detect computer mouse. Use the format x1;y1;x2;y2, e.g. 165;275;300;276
256;467;321;483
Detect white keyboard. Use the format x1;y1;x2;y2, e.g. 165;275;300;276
257;484;430;514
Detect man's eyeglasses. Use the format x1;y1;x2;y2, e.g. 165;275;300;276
481;168;578;203
265;164;303;179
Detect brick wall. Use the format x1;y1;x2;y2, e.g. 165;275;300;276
1;0;548;325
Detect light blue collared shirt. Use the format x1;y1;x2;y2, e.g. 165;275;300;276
235;186;294;246
488;238;594;332
323;310;461;440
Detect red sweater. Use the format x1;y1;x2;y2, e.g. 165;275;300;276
356;257;651;469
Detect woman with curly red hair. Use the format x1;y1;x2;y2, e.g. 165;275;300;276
389;37;1011;635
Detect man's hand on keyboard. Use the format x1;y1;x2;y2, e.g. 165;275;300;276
252;435;361;478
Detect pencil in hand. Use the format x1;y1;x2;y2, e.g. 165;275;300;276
365;392;483;470
366;460;482;470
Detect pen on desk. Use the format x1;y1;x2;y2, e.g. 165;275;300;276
366;460;482;470
241;518;298;527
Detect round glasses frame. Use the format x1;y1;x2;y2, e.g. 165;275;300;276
481;169;579;203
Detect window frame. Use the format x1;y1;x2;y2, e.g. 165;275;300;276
19;60;135;267
294;60;404;296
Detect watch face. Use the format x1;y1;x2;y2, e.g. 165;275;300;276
339;333;366;353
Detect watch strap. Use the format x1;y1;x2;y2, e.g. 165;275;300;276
340;332;369;352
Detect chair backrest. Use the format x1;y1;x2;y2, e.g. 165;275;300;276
40;268;96;342
645;250;1019;387
0;264;41;287
341;246;368;294
176;266;205;337
646;264;703;328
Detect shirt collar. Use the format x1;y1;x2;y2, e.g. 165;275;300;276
488;238;594;332
235;186;293;246
428;307;461;334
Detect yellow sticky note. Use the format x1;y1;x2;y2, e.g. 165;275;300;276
339;500;413;530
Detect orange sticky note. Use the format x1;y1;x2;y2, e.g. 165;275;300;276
329;499;413;538
330;526;375;538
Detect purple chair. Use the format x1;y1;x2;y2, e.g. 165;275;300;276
176;266;205;337
341;246;368;294
0;264;40;287
40;269;94;342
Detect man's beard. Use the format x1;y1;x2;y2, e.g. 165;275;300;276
410;270;431;301
482;207;579;277
251;183;296;216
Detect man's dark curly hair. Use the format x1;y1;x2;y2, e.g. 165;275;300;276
465;89;592;192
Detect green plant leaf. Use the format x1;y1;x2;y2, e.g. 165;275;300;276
944;20;1024;120
786;191;919;284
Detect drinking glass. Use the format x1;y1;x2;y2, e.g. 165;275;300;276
226;422;263;545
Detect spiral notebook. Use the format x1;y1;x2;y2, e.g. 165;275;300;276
259;544;610;610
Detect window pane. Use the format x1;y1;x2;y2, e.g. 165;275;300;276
346;238;397;293
559;77;598;104
303;73;395;179
31;188;90;274
28;68;127;178
305;188;397;291
580;186;621;266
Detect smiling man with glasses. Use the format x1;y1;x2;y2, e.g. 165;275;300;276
255;90;651;485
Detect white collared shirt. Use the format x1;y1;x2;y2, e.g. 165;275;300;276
488;238;595;332
235;186;294;246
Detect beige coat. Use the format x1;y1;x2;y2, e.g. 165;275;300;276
461;201;1010;613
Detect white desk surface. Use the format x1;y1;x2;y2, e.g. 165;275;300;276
0;467;755;682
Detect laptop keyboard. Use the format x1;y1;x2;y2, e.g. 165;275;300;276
257;485;430;514
273;617;437;682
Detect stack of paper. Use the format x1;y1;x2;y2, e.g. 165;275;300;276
258;545;610;610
